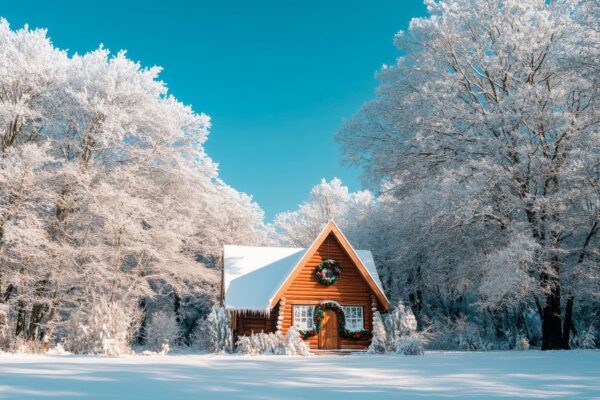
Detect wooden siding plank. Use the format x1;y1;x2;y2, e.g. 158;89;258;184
279;233;373;350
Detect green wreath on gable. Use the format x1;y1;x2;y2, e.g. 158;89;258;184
298;302;370;341
314;259;342;285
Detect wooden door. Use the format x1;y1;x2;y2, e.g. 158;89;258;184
318;310;339;349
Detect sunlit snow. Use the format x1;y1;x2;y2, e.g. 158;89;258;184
0;351;598;399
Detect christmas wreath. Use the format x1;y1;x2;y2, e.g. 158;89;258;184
314;259;342;285
299;302;370;340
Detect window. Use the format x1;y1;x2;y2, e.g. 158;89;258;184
342;306;364;331
293;305;314;330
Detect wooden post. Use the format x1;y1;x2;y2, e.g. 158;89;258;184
371;294;378;331
220;248;225;306
276;297;286;344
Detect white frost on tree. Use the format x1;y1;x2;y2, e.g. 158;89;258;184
282;326;311;356
235;327;310;356
145;311;180;352
384;302;425;355
235;332;281;355
273;178;375;247
368;310;387;354
337;0;600;350
191;306;233;353
0;19;268;354
572;326;597;350
62;299;141;356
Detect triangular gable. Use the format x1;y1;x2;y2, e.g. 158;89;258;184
269;220;390;310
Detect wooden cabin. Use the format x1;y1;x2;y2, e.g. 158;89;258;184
223;220;390;351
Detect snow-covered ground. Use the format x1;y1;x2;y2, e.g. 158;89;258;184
0;351;598;399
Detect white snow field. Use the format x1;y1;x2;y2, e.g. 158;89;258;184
0;351;599;400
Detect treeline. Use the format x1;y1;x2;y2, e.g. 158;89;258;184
1;0;599;355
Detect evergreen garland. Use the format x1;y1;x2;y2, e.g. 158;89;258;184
299;302;370;340
314;259;342;285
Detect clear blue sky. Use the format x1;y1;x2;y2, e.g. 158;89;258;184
2;0;426;220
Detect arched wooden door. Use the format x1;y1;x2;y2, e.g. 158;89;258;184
318;310;340;349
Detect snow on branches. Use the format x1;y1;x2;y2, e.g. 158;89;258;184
235;326;310;356
336;0;600;350
0;19;267;354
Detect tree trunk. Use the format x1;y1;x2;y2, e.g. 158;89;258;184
135;298;147;345
27;303;47;340
560;219;600;349
15;299;27;337
541;274;563;350
174;292;182;345
41;303;57;345
27;280;50;340
561;293;574;349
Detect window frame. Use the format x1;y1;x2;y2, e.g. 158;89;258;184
292;305;314;330
342;305;364;331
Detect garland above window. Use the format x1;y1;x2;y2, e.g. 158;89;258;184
314;259;342;286
299;302;369;340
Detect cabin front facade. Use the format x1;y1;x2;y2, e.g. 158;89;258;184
223;220;389;351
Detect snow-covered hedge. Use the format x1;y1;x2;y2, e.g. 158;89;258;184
235;326;310;356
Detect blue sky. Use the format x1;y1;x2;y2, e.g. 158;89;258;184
2;0;426;220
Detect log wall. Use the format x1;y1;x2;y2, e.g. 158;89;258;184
280;234;373;350
233;233;377;350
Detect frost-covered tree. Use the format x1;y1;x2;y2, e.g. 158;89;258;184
384;301;425;355
367;310;387;354
338;0;600;350
0;19;267;353
62;299;141;356
191;306;233;353
366;302;426;355
145;311;180;352
273;178;375;247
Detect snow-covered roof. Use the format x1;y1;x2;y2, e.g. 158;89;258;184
223;244;385;313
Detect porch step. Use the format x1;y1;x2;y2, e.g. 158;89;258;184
311;349;365;356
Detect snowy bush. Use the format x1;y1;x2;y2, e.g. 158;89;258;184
378;302;426;355
235;332;281;355
190;306;233;353
456;319;486;351
62;300;141;356
572;326;597;350
396;335;425;355
47;343;70;355
13;337;48;354
145;311;180;352
235;327;310;356
515;336;530;351
367;310;387;354
367;302;426;355
233;336;255;355
282;326;311;356
428;316;494;351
